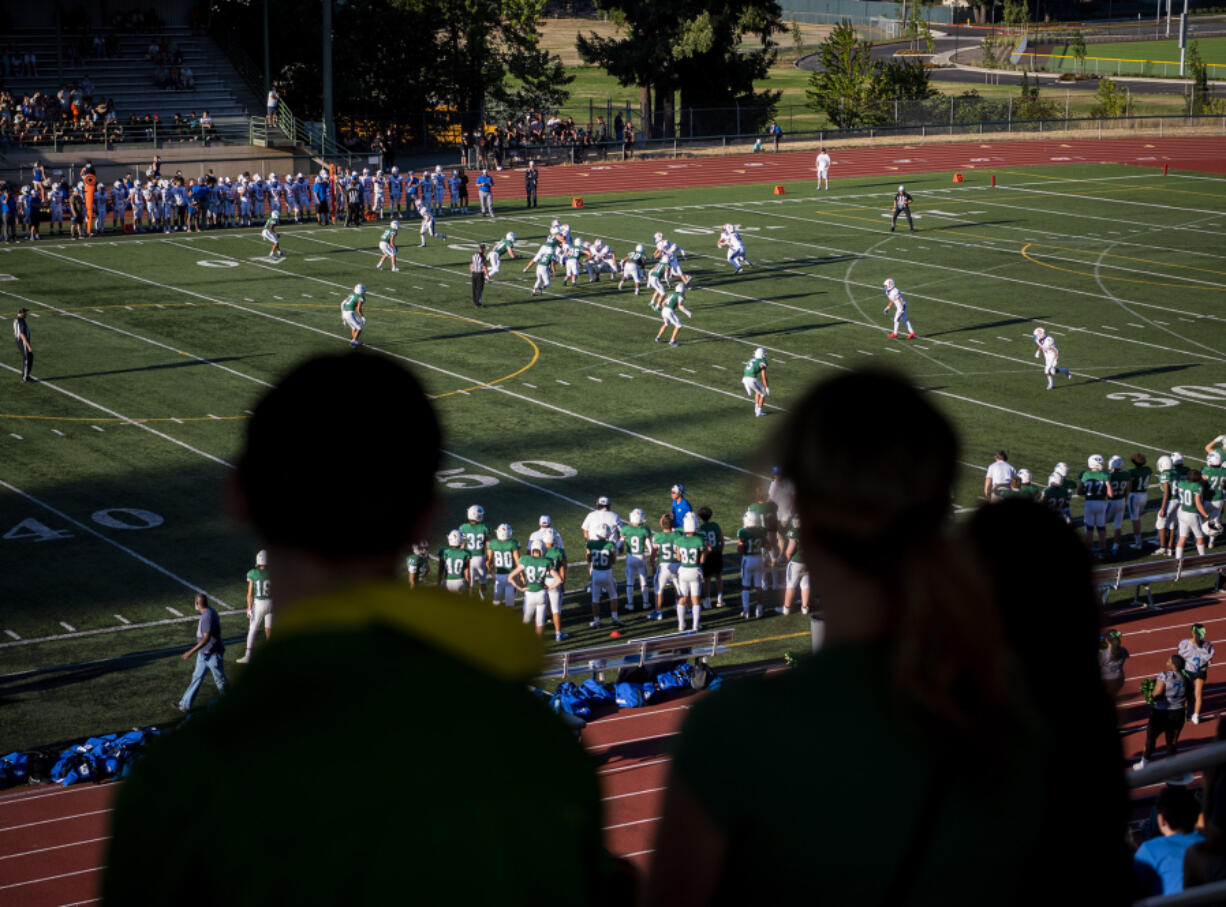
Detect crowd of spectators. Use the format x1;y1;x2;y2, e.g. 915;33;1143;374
459;110;625;168
147;36;194;91
0;85;122;146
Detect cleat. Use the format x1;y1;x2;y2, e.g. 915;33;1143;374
555;632;569;641
888;332;897;339
589;619;600;628
906;331;916;339
236;655;251;664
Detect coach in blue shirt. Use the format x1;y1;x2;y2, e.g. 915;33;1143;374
476;169;494;217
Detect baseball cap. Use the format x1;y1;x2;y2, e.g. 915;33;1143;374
670;484;684;494
17;307;28;315
538;514;551;526
596;496;610;507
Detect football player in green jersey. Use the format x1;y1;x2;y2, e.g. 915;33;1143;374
525;245;555;295
655;284;692;346
674;513;707;632
647;259;670;309
508;538;562;637
621;508;653;611
619;243;647;294
341;283;366;348
1078;454;1110;557
458;504;491;599
1174;468;1211;560
1155;455;1179;555
998;469;1041;503
486;523;521;608
1105;455;1132;557
1128;453;1153;551
748;488;782;597
781;518;811;616
742;347;769;417
1041;473;1070;522
696;506;724;609
543;531;568;637
238;549;272;664
737;510;767;619
651;513;679;622
488;232;517;279
261;209;282;259
436;530;471;594
585;524;622;628
405;540;431;588
1203;451;1226;548
375;219;400;272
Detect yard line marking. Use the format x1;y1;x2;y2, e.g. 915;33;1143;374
884;346;901;353
1128;323;1146;328
598;756;671;776
711;364;726;370
996;336;1013;342
557;379;570;385
59;621;76;632
619;848;656;858
588;376;602;382
522;382;537;388
4;630;19;640
967;338;984;344
114;614;130;624
9;433;20;440
0;479;234;630
619;373;635;379
91;425;104;432
166;606;183;617
857;350;873;356
1101;324;1119;331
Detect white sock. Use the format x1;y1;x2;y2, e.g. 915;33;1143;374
691;605;700;629
1198;544;1207;556
1176;546;1185;558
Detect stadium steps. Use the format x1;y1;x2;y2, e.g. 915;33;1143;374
0;28;255;120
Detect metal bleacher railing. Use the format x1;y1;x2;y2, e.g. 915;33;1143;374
1095;550;1226;610
538;628;734;682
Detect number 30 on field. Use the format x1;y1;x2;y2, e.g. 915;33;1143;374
1107;385;1226;408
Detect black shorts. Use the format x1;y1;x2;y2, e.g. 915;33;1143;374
1189;669;1208;683
703;551;724;577
1148;707;1186;734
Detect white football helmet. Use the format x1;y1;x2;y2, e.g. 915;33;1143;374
1172;451;1185;465
1210;451;1224;467
594;523;610;540
562;223;570;234
1157;456;1173;472
255;549;268;566
529;539;545;555
467;505;484;522
754;347;766;359
1108;455;1124;470
354;283;365;295
635;243;644;253
675;283;685;293
413;539;429;554
538;514;551;527
390;219;400;229
447;529;462;547
883;278;895;291
270;210;279;220
724;223;734;233
1048;472;1062;488
742;510;760;528
1033;327;1046;341
506;232;516;241
1017;469;1032;484
682;513;699;533
1207;520;1225;539
654;232;664;242
898;185;905;193
269;172;277;180
254;173;262;181
1055;462;1069;478
495;523;512;541
629;508;645;526
1088;455;1105;470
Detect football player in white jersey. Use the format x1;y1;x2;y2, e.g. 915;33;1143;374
372;170;387;219
388;167;402;216
1034;328;1070;389
589;239;617;278
416;199;444;246
48;181;65;234
252;174;267;219
717;223;752;273
882;278;916;340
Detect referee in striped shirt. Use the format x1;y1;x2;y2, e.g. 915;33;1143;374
13;307;33;382
471;244;489;308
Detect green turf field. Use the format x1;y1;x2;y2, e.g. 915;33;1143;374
3;162;1226;750
1041;36;1226;76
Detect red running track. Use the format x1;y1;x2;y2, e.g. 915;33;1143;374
488;136;1226;197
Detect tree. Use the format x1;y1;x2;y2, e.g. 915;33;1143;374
869;58;937;125
1090;76;1126;118
578;0;784;138
805;20;876;129
1014;71;1058;120
791;15;804;58
1069;29;1086;75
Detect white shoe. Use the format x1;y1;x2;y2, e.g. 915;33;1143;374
376;263;383;270
1133;758;1147;771
236;654;251;664
391;266;400;272
1193;713;1201;724
589;619;599;628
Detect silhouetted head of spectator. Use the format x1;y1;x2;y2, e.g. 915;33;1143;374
235;353;440;567
1157;785;1200;835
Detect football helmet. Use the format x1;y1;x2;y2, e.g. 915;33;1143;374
1033;327;1046;341
270;210;279;220
390;220;400;230
1157;456;1173;472
654;232;664;242
1055;462;1069;478
1088;455;1105;470
538;514;551;527
1017;469;1032;484
495;523;512;541
682;513;699;533
883;278;895;291
671;484;685;495
1108;455;1124;470
529;539;545;555
354;283;365;295
562;223;570;233
1210;451;1224;467
447;529;462;547
506;232;516;241
635;243;644;253
675;283;685;293
898;185;905;193
754;347;766;359
253;173;262;181
412;539;429;554
467;505;484;522
1172;451;1185;465
629;508;645;526
1048;472;1062;487
255;549;268;566
742;510;760;528
1207;520;1224;539
269;172;277;180
724;223;734;233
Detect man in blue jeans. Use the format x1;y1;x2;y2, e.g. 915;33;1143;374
177;593;228;711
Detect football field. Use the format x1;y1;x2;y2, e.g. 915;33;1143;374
3;159;1226;749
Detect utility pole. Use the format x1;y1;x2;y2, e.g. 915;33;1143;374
263;0;271;96
323;0;334;148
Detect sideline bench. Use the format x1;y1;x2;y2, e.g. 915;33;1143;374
1094;550;1226;610
539;629;734;682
